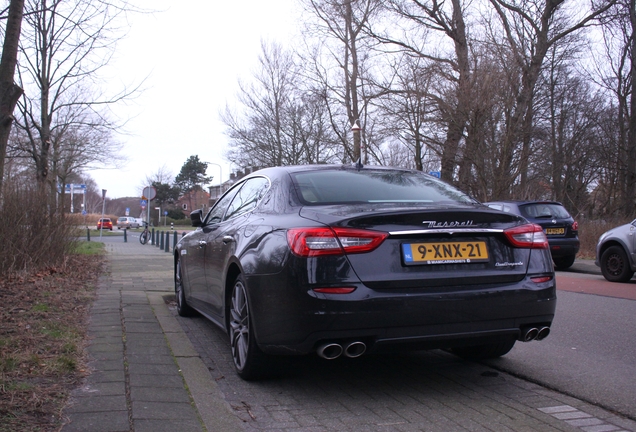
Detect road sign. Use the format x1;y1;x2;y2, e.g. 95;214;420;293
125;207;130;216
142;186;157;200
140;199;147;207
429;171;441;178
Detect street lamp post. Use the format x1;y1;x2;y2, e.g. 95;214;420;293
351;120;362;163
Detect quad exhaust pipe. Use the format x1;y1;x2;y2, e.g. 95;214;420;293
520;326;551;342
316;341;367;359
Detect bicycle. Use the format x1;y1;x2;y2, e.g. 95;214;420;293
139;222;150;245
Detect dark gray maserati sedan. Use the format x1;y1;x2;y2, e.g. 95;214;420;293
174;165;556;380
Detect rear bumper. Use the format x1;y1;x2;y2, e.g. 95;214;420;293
548;237;580;258
247;274;556;355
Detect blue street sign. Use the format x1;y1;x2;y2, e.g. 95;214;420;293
140;200;147;206
429;171;441;178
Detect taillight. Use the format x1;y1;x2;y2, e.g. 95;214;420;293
572;221;578;231
287;227;388;257
312;287;357;294
504;224;548;249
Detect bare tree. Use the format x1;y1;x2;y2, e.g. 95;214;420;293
223;41;339;168
375;55;438;171
590;0;636;216
486;0;617;198
302;0;383;163
13;0;137;210
375;0;472;181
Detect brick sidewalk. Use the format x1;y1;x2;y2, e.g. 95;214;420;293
60;235;240;432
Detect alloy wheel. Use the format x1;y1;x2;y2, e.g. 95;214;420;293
230;280;250;371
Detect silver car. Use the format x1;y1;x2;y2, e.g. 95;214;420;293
116;216;140;229
595;219;636;282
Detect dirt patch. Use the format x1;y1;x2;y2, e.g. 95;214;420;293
0;255;104;432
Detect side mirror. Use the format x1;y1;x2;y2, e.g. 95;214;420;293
190;209;203;227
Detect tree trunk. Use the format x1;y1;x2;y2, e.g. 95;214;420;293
440;0;470;184
0;0;25;193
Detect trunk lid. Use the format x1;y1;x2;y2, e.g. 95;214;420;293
299;204;535;288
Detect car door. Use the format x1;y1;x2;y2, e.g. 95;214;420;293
181;188;240;313
203;177;271;318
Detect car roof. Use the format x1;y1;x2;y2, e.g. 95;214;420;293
245;164;423;177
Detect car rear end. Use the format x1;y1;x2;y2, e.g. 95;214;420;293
117;217;129;229
249;167;556;357
517;202;580;267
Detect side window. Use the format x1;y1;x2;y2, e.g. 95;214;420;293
224;177;270;221
204;185;242;225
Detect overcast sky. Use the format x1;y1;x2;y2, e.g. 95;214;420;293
90;0;300;199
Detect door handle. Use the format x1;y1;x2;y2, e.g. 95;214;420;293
198;240;207;248
222;236;234;244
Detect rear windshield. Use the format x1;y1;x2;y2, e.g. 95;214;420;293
291;169;475;205
519;203;571;219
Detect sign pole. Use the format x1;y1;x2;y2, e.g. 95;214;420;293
99;189;107;241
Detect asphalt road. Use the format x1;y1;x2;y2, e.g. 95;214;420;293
485;270;636;420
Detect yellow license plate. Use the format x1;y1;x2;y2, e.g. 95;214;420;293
545;228;565;235
402;241;489;265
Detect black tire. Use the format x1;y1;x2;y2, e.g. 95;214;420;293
451;339;516;360
175;259;196;317
600;245;634;283
229;274;268;380
139;230;148;245
553;254;576;270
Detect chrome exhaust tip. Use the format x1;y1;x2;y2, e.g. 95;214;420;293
316;343;343;360
520;327;539;342
536;326;551;341
343;341;366;358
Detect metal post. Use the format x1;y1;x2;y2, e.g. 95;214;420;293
151;228;155;245
87;228;90;242
124;229;127;243
160;231;164;249
99;189;107;241
173;231;178;248
165;232;170;252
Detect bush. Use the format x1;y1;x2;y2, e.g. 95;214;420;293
0;186;78;275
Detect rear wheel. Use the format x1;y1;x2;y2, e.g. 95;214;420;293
553;254;576;270
175;259;196;317
451;339;516;360
229;275;267;380
600;245;634;282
